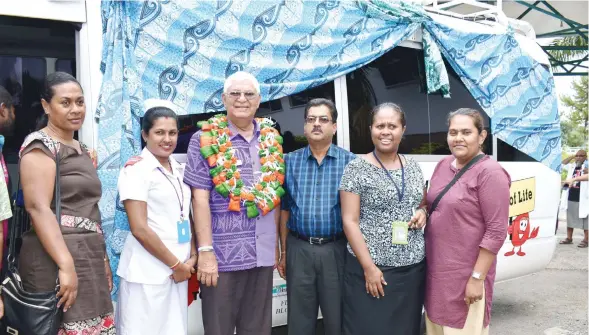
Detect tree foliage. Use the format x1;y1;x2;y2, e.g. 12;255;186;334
560;76;588;147
549;36;588;63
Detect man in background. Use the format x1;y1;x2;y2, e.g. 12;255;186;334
560;150;588;248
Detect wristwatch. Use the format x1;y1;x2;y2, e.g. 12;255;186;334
471;271;484;280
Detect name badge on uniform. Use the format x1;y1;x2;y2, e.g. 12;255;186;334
177;219;191;244
391;221;408;245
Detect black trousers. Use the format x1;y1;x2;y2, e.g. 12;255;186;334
343;252;426;335
286;234;346;335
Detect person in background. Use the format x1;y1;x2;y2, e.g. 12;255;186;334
340;102;427;335
184;71;282;335
560;150;588;248
278;98;355;335
424;108;510;335
18;72;114;334
116;104;196;334
0;85;16;319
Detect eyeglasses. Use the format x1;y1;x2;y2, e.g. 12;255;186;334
227;91;258;100
576;154;587;158
305;116;332;124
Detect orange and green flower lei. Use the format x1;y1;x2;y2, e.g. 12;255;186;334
197;115;286;218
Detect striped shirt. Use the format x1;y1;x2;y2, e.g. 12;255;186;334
282;144;356;237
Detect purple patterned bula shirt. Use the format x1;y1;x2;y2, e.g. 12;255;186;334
183;121;276;272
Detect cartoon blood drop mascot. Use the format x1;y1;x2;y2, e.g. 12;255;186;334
505;213;539;256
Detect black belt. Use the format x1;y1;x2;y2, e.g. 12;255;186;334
289;231;345;245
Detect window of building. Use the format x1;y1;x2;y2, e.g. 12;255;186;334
0;16;76;195
0;56;47;160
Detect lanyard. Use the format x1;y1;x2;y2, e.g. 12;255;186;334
373;150;405;202
157;165;185;220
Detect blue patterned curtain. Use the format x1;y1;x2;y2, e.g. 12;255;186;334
97;0;560;299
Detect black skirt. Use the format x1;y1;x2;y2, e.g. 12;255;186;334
343;252;425;335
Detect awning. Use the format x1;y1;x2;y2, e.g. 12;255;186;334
423;1;588;76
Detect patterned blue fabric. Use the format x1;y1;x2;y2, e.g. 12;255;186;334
97;0;561;300
282;145;356;238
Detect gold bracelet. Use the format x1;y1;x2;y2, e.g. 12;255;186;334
169;259;180;269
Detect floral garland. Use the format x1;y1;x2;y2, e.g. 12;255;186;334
197;114;286;218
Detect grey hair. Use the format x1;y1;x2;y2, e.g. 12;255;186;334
223;71;260;94
447;108;486;134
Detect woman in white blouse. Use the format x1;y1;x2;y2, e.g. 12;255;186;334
116;103;196;335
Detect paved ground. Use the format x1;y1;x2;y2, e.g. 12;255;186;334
272;216;588;335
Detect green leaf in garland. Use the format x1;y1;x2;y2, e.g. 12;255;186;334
218;121;228;128
236;180;244;188
197;121;207;129
275;186;286;198
261;181;268;188
226;171;234;179
269;146;277;153
200;146;215;158
232;188;242;196
275;135;283;145
246;203;259;218
210;166;223;177
215;183;230;198
211;144;220;154
231;164;237;171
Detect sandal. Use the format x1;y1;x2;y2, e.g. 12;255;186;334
560;238;573;244
578;240;588;248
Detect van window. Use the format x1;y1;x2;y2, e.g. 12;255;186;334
346;47;429;155
497;138;535;162
427;60;493;156
56;59;76;76
346;46;493;156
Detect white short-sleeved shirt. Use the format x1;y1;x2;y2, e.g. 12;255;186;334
116;148;192;285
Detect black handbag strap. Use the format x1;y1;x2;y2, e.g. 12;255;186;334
429;154;485;215
7;148;61;269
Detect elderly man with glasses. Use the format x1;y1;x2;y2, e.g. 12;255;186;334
560;150;589;248
278;98;356;335
184;71;282;335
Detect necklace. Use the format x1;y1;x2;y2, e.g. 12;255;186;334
198;115;286;218
44;127;76;147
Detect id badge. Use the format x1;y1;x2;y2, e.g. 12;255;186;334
177;219;191;244
391;221;408;245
